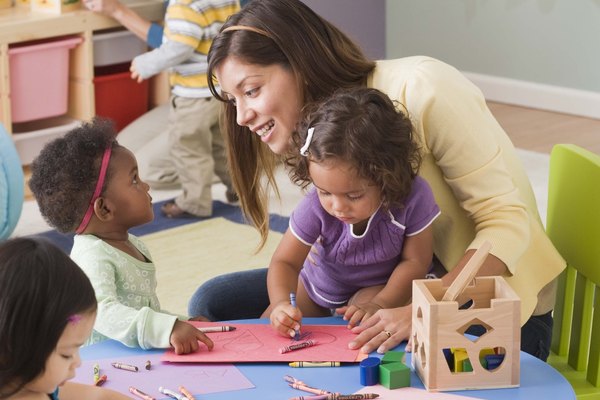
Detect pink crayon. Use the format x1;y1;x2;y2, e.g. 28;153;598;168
279;339;318;354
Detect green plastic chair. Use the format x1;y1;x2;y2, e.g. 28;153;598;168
547;144;600;399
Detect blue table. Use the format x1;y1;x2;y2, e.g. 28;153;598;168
81;317;575;400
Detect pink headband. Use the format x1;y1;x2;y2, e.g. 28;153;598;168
75;147;112;234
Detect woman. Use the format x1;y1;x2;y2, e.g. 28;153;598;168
188;0;565;361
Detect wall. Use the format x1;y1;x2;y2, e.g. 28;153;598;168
302;0;386;60
386;0;600;118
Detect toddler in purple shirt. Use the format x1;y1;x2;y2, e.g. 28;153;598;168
263;87;440;339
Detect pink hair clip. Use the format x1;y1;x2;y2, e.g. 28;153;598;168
67;314;82;323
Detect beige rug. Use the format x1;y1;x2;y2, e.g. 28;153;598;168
142;217;283;316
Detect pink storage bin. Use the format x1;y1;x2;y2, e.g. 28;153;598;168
8;36;82;123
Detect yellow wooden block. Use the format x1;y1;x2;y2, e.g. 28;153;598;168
453;349;468;373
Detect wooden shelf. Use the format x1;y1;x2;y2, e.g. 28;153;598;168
0;0;164;134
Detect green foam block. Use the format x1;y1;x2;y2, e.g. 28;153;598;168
381;351;405;364
379;361;410;389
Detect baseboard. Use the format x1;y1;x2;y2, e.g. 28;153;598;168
463;71;600;120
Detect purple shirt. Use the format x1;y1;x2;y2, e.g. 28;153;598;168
290;176;440;308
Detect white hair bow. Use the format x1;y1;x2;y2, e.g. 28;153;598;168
300;127;315;157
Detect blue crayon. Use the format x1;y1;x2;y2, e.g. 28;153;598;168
290;292;300;340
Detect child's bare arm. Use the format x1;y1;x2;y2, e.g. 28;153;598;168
266;229;310;337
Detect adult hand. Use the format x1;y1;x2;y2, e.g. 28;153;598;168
270;301;302;338
347;305;412;354
170;320;214;354
83;0;119;16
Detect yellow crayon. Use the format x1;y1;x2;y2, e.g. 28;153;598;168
288;361;341;368
93;363;100;383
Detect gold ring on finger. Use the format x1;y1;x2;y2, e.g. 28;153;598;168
382;330;392;338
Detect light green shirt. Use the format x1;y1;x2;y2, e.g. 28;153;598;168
71;234;178;349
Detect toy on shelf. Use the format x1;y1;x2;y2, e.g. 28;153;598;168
31;0;80;14
411;241;521;391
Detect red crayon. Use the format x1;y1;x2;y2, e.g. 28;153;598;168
94;374;107;386
279;339;318;354
328;394;379;400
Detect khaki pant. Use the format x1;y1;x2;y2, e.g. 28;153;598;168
117;104;179;189
168;95;232;216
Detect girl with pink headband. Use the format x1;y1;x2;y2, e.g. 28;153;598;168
29;118;213;355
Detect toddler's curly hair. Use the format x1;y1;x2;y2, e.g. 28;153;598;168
287;87;421;210
29;118;118;233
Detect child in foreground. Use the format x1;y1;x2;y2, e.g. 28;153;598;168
265;87;440;338
0;237;130;400
29;119;213;355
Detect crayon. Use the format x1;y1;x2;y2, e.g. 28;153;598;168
328;395;379;400
93;363;100;383
289;361;341;368
290;382;331;395
178;385;195;400
129;386;156;400
159;386;184;400
112;362;138;372
145;360;152;370
290;292;300;340
280;340;318;354
94;374;107;386
284;375;306;386
289;396;329;400
197;325;237;333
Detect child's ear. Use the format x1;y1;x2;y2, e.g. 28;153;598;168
93;197;114;222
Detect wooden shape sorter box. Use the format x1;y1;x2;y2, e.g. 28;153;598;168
411;276;521;391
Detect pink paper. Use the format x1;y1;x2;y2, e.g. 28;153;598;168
354;385;484;400
73;353;254;397
162;322;363;363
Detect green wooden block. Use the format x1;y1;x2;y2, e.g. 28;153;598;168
462;358;473;372
379;361;410;389
381;351;405;364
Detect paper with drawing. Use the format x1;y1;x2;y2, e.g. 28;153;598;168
162;322;364;363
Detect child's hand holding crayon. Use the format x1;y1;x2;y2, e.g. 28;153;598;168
270;300;303;339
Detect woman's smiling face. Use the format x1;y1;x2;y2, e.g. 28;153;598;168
216;56;303;155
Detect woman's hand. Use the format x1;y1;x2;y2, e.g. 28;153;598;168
270;301;302;338
347;305;412;354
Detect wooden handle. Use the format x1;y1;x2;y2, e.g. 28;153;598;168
441;241;492;302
